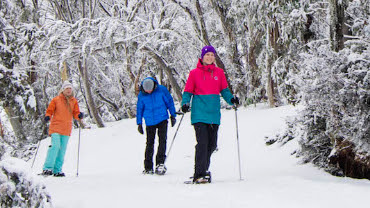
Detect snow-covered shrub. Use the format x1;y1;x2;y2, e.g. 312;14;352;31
267;0;370;179
271;40;370;178
0;157;52;208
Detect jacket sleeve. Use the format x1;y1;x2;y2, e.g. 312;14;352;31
181;92;193;106
163;87;176;117
72;99;81;120
136;94;144;125
45;98;56;117
181;71;195;106
221;88;233;105
219;70;233;105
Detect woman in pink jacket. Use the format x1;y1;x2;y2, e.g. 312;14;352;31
181;45;239;183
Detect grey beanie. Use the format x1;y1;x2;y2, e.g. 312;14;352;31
61;81;72;90
142;79;154;91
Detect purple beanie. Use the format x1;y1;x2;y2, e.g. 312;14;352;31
201;45;216;59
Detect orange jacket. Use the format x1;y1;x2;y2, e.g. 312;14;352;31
45;93;80;136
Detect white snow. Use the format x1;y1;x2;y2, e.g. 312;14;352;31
30;104;370;208
14;95;26;113
26;89;37;109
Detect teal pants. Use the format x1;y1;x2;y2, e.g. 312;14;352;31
43;133;70;173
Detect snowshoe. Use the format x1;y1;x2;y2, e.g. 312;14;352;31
38;170;53;176
155;164;167;175
193;177;210;184
53;172;65;177
188;171;211;182
184;176;210;184
185;171;212;184
142;169;154;175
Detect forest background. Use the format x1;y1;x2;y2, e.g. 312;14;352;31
0;1;369;204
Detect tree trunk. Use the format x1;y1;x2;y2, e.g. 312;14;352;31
329;0;347;52
78;58;105;127
209;0;243;75
3;107;26;141
266;68;275;108
266;24;275;108
124;45;136;83
61;61;69;81
134;56;146;96
82;0;86;18
266;39;275;108
0;117;4;138
247;30;263;93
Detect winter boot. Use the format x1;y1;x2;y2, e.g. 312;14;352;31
193;176;210;184
155;164;167;175
40;170;53;176
53;172;65;177
205;171;212;183
142;169;154;175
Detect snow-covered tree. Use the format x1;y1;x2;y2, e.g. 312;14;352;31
271;0;370;179
0;0;47;159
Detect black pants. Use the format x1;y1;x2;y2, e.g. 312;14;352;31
144;120;168;170
193;122;219;179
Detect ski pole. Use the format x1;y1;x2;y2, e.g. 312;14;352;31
31;124;48;168
76;124;81;177
165;111;185;163
31;140;41;168
234;105;243;180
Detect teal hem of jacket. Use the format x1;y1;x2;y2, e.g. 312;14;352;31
181;89;233;124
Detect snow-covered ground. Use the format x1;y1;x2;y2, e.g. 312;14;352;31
30;104;370;208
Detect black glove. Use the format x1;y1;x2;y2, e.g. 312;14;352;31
170;116;176;127
78;112;84;119
44;116;50;123
181;104;190;113
138;124;144;134
231;96;240;105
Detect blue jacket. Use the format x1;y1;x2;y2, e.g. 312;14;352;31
136;78;176;126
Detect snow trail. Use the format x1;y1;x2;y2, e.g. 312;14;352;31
31;104;370;208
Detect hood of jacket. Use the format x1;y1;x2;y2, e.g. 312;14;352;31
140;77;158;94
196;59;217;72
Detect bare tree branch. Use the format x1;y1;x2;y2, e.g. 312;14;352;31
141;46;182;101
